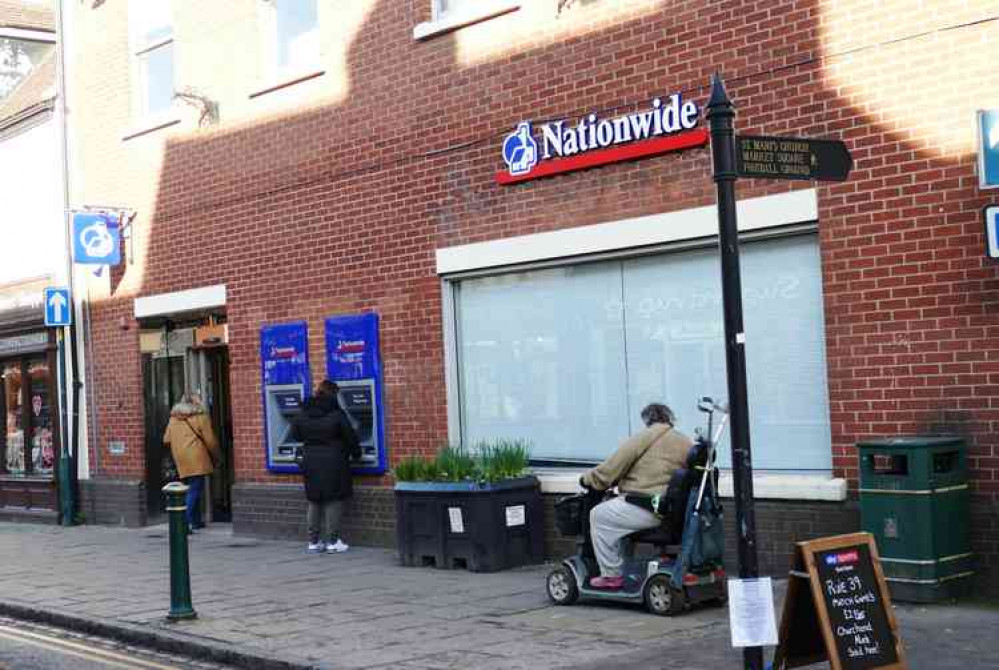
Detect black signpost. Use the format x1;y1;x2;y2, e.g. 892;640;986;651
706;73;854;670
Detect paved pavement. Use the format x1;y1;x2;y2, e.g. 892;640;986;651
0;523;996;669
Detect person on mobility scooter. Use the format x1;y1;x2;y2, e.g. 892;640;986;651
546;397;728;615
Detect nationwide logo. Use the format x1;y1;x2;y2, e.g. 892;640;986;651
336;340;366;354
497;92;707;185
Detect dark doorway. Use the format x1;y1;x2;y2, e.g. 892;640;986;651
142;354;184;518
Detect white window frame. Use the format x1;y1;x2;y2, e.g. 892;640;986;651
436;189;846;501
257;0;322;87
127;0;176;125
414;0;521;41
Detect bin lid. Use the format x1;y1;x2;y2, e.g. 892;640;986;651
855;436;965;449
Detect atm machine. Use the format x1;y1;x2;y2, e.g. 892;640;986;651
265;383;305;467
325;313;387;475
261;322;311;474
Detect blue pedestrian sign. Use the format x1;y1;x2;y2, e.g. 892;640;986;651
72;212;121;265
43;287;72;327
978;110;999;189
985;205;999;259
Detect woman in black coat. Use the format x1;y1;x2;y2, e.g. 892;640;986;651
291;380;360;554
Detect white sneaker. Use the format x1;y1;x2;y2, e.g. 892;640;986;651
307;541;325;554
326;539;349;553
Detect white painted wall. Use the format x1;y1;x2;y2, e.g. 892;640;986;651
0;118;66;285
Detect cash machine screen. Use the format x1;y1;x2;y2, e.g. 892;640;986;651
339;383;377;465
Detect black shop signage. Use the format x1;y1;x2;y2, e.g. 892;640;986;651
773;533;906;670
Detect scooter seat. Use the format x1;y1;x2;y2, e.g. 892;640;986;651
629;526;680;551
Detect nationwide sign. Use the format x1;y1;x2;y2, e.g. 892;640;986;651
735;134;853;182
496;93;708;185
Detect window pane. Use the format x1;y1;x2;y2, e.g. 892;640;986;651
0;39;54;101
622;235;831;471
130;1;172;47
453;235;832;471
456;265;629;462
438;0;471;16
276;0;319;70
3;362;24;474
140;42;174;116
28;358;54;475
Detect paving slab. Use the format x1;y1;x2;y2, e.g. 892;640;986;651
0;522;997;669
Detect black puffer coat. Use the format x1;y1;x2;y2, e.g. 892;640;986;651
291;394;361;502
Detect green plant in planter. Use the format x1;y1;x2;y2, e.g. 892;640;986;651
476;438;531;483
392;439;532;483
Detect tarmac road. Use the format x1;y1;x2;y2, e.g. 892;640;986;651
0;617;233;670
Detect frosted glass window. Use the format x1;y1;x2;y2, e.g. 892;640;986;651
455;266;629;462
623;235;831;471
451;234;831;471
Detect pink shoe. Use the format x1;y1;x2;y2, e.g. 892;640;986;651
590;575;624;590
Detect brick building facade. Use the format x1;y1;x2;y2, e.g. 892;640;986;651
65;0;998;595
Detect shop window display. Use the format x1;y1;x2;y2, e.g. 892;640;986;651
3;361;24;474
28;359;54;474
1;355;55;477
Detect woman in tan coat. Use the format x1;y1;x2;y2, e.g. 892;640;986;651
163;394;220;533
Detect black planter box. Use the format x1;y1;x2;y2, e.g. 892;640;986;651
394;476;544;572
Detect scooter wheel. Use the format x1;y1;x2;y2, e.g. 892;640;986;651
644;575;685;616
546;566;579;606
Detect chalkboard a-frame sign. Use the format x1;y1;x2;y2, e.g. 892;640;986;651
773;533;907;670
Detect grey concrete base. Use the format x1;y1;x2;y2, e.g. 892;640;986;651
79;478;147;527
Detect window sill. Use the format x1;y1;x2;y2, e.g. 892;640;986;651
413;1;520;41
535;469;847;502
121;115;181;142
249;69;325;100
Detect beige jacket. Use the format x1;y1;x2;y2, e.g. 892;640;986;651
582;423;693;495
163;402;220;479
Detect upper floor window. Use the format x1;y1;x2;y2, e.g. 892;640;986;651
129;0;174;118
0;38;54;101
261;0;320;78
434;0;473;19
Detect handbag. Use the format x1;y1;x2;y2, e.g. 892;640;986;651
161;450;180;482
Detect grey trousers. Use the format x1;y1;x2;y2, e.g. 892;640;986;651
589;495;660;577
307;500;344;542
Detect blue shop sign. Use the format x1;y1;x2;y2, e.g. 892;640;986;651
72;212;121;265
979;110;999;189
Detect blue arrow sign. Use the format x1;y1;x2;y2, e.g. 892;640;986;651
44;287;72;327
72;212;121;265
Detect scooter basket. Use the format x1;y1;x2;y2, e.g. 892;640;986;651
554;494;585;536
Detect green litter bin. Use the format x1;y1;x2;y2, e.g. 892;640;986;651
855;436;974;602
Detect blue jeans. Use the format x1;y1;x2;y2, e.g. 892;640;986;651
183;476;205;528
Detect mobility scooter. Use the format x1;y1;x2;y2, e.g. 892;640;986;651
546;397;729;615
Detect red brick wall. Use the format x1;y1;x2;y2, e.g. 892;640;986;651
67;0;999;515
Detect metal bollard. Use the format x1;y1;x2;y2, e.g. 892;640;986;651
162;481;197;621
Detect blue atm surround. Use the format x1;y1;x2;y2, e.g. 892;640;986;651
325;312;387;475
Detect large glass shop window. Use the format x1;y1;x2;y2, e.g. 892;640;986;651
3;360;24;474
2;356;54;476
28;359;54;474
453;234;833;472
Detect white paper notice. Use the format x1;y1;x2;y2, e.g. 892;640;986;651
505;504;526;527
728;577;779;648
448;507;464;534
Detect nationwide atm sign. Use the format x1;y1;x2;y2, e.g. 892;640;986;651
496;92;707;185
